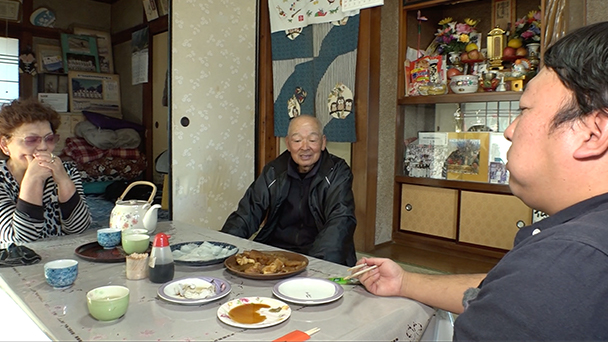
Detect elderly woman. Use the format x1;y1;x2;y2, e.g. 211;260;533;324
0;98;90;248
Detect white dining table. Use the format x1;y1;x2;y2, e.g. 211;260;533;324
0;221;437;341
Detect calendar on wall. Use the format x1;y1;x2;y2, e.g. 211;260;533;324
342;0;384;11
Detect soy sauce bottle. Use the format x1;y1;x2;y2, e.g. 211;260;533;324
148;233;174;283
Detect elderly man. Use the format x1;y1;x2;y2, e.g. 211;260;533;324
221;115;356;266
354;21;608;340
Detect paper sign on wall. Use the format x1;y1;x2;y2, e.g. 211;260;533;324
342;0;384;11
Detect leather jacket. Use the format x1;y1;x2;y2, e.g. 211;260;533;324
221;149;357;266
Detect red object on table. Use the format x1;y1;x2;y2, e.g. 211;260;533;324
273;328;320;342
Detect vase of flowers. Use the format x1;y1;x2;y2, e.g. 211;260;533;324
513;10;541;46
434;17;480;55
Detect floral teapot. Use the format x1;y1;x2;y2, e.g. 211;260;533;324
109;181;162;234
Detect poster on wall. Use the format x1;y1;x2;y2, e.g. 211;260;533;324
68;71;121;118
60;33;100;73
131;27;149;85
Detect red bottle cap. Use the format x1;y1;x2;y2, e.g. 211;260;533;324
152;233;171;247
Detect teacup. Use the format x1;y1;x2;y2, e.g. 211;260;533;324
97;228;122;249
121;229;150;254
86;285;130;321
44;259;78;289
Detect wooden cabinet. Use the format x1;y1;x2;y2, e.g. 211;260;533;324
399;184;532;250
459;191;532;250
400;184;458;239
393;0;541;255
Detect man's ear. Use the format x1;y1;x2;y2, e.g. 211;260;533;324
321;135;327;151
573;111;608;159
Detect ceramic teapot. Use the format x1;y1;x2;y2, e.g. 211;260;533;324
109;181;162;234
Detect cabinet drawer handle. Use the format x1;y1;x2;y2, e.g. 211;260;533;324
516;220;526;229
405;204;412;211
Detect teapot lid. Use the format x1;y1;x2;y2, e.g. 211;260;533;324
152;233;171;247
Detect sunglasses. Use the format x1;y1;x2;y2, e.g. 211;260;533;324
19;134;61;147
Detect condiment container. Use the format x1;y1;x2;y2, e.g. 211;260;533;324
126;252;149;280
148;233;174;283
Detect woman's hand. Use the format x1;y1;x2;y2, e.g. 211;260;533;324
355;257;408;297
34;152;76;202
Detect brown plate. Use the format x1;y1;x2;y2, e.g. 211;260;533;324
74;241;151;263
224;250;308;280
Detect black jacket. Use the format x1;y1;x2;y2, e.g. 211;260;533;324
221;149;357;266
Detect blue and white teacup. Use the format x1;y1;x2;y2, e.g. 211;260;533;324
44;259;78;289
97;228;122;249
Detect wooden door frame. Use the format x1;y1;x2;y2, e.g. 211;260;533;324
256;2;381;253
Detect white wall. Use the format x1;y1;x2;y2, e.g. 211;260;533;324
171;1;257;228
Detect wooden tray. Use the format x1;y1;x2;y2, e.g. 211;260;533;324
74;241;150;263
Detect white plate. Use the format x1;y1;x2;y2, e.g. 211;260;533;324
217;297;291;329
157;276;231;305
272;277;344;305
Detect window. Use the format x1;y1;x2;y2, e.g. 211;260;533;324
0;37;19;104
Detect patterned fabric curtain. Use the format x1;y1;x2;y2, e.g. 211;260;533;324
271;16;360;142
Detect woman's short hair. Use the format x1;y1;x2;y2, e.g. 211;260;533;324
0;98;61;137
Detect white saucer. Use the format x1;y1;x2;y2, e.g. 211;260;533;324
272;277;344;305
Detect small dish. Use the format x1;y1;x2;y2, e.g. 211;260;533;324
157;276;231;305
170;241;238;266
272;277;344;305
217;297;291;329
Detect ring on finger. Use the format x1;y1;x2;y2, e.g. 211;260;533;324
50;153;56;163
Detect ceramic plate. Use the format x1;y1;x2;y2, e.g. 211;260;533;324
272;277;344;305
170;241;238;266
157;276;231;305
224;250;308;280
217;297;291;329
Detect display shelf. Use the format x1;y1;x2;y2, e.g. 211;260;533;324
396;175;513;195
394;0;540;253
398;91;522;105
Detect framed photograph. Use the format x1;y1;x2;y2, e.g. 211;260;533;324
157;0;169;16
35;44;64;74
37;73;68;93
445;132;490;183
0;0;21;21
60;33;100;73
68;71;121;118
142;0;159;22
492;0;516;31
73;27;114;74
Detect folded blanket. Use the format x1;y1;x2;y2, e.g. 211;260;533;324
75;120;141;150
0;243;41;267
63;137;141;164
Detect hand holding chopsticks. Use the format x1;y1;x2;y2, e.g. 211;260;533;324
344;263;378;280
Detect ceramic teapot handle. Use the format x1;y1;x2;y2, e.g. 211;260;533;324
117;181;157;204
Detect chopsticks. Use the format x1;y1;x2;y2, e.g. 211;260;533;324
305;327;320;336
344;264;378;280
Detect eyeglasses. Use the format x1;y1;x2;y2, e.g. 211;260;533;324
19;134;61;147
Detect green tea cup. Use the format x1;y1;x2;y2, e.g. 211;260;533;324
121;230;150;255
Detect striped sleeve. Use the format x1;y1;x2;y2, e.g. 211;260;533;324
0;182;45;247
60;162;91;234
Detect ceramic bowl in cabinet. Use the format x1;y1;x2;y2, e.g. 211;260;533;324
449;75;479;94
